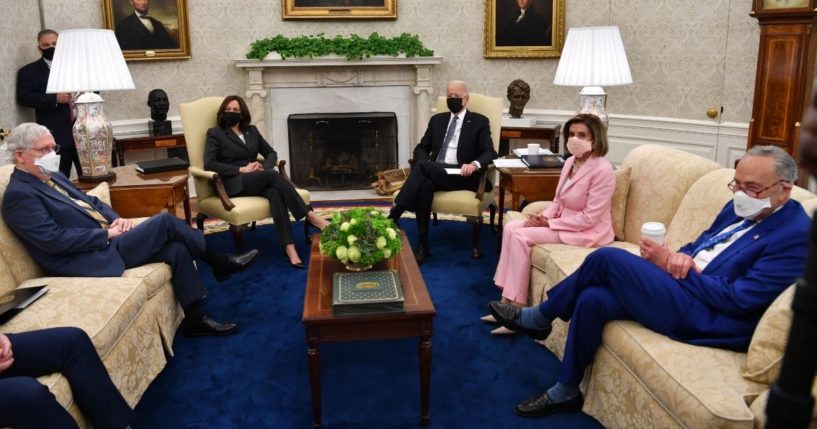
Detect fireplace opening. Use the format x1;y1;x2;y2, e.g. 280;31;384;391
287;112;398;191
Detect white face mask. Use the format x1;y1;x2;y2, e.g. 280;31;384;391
34;150;61;176
566;137;592;158
733;191;772;219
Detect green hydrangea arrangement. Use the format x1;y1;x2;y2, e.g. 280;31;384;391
319;207;402;267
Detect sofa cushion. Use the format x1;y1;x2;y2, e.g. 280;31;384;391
0;164;43;287
666;168;734;251
601;320;764;427
531;241;640;285
6;277;147;359
741;285;794;384
122;262;172;299
611;167;631;241
620;145;721;244
84;181;111;206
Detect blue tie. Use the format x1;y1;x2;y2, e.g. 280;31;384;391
691;220;754;256
435;115;459;163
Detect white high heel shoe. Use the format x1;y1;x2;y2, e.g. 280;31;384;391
480;314;497;323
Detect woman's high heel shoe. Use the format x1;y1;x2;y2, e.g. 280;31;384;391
283;249;307;269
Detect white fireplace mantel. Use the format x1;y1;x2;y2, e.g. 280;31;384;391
234;56;443;169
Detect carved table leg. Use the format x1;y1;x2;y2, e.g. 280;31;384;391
308;342;322;429
419;335;432;426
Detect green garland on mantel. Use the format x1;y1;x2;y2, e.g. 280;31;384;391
246;32;434;61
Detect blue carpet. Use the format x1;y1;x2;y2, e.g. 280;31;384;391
133;220;603;428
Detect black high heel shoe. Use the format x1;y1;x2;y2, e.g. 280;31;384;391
283;249;307;269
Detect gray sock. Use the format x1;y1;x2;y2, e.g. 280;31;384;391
519;306;551;329
546;382;580;404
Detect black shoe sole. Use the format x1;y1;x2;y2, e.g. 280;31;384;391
489;303;551;341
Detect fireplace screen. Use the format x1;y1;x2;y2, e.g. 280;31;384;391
287;112;398;191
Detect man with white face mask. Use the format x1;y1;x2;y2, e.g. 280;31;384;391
488;145;809;418
2;123;260;338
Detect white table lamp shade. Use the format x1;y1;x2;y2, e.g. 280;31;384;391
46;29;134;93
553;26;632;87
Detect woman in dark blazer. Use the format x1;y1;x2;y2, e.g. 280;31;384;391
204;95;328;268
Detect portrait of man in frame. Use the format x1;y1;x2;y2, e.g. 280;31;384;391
283;0;397;19
103;0;192;61
484;0;565;59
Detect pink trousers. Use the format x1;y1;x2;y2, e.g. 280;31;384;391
494;219;561;305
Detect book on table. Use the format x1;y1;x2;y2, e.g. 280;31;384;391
0;284;48;324
521;154;565;169
134;157;189;174
332;270;404;316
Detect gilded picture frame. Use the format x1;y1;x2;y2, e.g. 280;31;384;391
484;0;565;58
282;0;397;19
102;0;191;61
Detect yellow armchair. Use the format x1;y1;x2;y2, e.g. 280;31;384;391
179;96;311;251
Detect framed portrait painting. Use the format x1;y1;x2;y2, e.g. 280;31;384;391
282;0;397;19
484;0;565;58
102;0;191;61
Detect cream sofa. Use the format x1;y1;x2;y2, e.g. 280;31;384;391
0;165;184;427
505;144;817;428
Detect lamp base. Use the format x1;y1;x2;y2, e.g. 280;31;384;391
78;171;116;183
74;92;116;181
577;86;609;128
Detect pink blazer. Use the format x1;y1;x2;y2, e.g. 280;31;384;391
541;155;616;247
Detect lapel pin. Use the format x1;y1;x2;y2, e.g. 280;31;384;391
754;235;759;240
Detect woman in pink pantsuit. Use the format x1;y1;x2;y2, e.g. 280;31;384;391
486;114;616;334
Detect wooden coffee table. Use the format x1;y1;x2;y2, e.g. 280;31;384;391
302;234;436;428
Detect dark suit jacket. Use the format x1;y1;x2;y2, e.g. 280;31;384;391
414;110;496;169
16;59;74;150
204;125;279;196
497;8;551;46
2;169;124;277
115;14;176;50
670;199;811;349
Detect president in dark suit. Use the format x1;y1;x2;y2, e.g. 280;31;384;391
2;123;259;338
16;29;80;178
389;80;497;264
115;0;177;50
0;327;133;428
489;145;810;418
497;0;552;46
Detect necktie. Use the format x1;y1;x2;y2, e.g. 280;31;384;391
435;115;459;163
516;10;525;23
691;219;753;256
46;180;110;229
138;14;155;33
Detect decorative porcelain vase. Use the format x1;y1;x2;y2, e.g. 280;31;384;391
344;261;374;272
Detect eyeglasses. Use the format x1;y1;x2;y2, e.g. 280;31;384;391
727;179;786;198
26;145;60;156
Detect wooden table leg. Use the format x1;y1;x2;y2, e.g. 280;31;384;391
307;342;322;429
497;184;506;236
183;197;192;225
419;336;432;426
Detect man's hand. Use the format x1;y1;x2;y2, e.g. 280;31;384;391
524;213;549;227
56;93;72;104
110;218;133;233
639;236;670;267
460;163;477;177
107;224;125;239
0;334;14;374
666;252;700;279
239;161;264;174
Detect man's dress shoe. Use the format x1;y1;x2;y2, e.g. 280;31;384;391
183;315;238;337
214;249;259;282
514;392;584;418
488;301;551;340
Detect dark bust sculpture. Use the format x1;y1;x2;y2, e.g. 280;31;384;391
147;89;171;135
507;79;531;118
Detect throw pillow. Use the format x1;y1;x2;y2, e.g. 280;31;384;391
741;285;795;384
611;167;631;241
84;181;111;206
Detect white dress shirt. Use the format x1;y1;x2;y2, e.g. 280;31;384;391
441;110;465;165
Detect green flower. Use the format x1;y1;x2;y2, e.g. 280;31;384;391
340;222;350;232
349;218;357;226
335;245;348;261
383;248;392;258
376;236;387;249
347;235;357;245
348;246;361;262
386;227;397;240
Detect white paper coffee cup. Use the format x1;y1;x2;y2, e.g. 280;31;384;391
641;222;666;245
527;143;540;155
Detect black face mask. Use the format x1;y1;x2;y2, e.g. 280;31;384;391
221;111;242;127
446;97;464;113
41;47;55;61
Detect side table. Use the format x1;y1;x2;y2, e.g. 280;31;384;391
74;165;191;224
113;133;186;167
499;123;562;156
496;164;562;234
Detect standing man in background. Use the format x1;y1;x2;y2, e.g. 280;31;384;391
16;29;80;178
